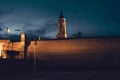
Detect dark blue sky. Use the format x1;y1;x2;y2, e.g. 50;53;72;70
0;0;120;39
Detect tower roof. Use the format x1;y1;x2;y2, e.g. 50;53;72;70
59;11;65;18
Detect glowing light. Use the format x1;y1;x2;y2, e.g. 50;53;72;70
7;28;11;33
2;55;7;59
39;36;40;40
0;43;2;57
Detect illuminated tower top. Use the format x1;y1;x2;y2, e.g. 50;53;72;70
56;11;67;39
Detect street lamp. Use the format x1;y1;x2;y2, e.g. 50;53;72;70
34;39;37;72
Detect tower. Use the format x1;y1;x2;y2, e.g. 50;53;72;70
21;33;26;42
56;11;67;39
20;33;26;59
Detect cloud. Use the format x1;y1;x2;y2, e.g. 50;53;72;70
0;28;3;31
0;4;58;39
24;19;58;39
0;0;120;40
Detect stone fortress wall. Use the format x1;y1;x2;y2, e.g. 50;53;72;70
0;33;25;59
27;37;120;67
0;35;120;67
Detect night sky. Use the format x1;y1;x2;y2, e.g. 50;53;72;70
0;0;120;39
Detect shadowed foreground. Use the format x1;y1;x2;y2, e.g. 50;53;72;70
0;59;120;80
3;70;120;80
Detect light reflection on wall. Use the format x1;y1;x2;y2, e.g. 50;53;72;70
0;43;3;57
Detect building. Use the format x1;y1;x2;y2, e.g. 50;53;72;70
56;11;67;39
0;12;120;67
0;33;26;59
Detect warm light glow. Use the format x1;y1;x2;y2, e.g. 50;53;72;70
0;43;2;57
2;55;7;59
7;28;11;33
39;36;40;40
